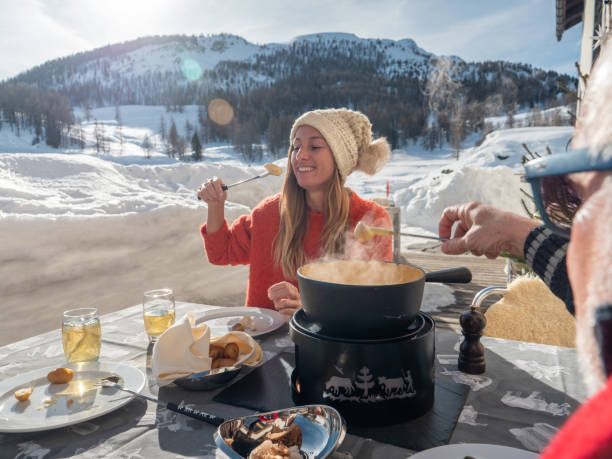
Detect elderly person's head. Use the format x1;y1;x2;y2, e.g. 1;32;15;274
569;43;612;394
524;41;612;395
567;40;612;392
537;42;612;459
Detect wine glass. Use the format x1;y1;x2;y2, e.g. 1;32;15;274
62;308;101;362
143;289;176;342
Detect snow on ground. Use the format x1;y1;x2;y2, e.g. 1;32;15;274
0;153;280;218
484;106;572;129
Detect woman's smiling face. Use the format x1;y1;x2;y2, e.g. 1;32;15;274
291;125;337;192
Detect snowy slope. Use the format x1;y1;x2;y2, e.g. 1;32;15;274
0;105;575;239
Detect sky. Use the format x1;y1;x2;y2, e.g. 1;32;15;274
0;0;583;82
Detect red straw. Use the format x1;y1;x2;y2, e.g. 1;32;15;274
386;181;390;198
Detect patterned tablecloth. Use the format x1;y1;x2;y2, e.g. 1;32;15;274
0;301;587;458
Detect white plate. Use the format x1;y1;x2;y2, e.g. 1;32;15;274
410;443;538;459
0;361;145;433
196;307;285;337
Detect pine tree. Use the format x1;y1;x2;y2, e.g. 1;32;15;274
167;120;178;158
34;113;43;138
44;111;58;147
191;131;203;161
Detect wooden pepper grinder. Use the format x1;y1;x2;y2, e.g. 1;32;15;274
458;286;507;375
458;306;486;374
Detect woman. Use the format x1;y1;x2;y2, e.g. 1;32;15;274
198;108;393;321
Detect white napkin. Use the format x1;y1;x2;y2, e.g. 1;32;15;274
152;313;212;386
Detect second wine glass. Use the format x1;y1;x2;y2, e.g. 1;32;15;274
143;289;176;342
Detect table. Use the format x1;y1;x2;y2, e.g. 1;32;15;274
0;301;588;458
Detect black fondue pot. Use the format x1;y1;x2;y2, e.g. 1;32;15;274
298;260;470;339
290;310;435;427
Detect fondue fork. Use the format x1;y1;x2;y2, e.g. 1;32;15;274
197;163;283;199
355;221;449;243
96;378;224;426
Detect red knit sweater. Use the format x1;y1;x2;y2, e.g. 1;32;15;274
201;192;393;309
540;376;612;459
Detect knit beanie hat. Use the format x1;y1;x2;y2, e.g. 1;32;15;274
289;108;391;180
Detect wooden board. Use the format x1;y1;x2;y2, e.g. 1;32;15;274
400;251;508;331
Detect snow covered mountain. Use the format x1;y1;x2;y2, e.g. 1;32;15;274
9;32;573;109
11;33;431;92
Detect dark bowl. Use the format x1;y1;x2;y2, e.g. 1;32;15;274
297;260;470;339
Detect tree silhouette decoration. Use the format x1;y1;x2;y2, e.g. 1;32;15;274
354;367;375;398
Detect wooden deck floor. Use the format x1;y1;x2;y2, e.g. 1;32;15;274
400;251;508;331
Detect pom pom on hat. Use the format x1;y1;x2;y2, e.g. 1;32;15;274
290;108;391;180
357;137;391;175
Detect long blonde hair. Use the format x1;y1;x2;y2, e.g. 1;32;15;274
273;147;351;279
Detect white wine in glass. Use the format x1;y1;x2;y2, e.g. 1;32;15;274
62;308;101;362
143;289;175;341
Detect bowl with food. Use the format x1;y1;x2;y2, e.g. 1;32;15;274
214;405;346;459
174;333;263;391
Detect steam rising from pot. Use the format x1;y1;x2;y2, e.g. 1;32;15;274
300;260;422;286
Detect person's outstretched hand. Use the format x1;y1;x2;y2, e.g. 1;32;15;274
268;281;301;322
438;202;539;258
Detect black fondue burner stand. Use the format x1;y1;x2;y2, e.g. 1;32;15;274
289;310;435;427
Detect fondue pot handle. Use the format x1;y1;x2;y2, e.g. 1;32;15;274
424;267;472;283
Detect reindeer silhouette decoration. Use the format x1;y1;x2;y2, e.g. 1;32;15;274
323;367;416;401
